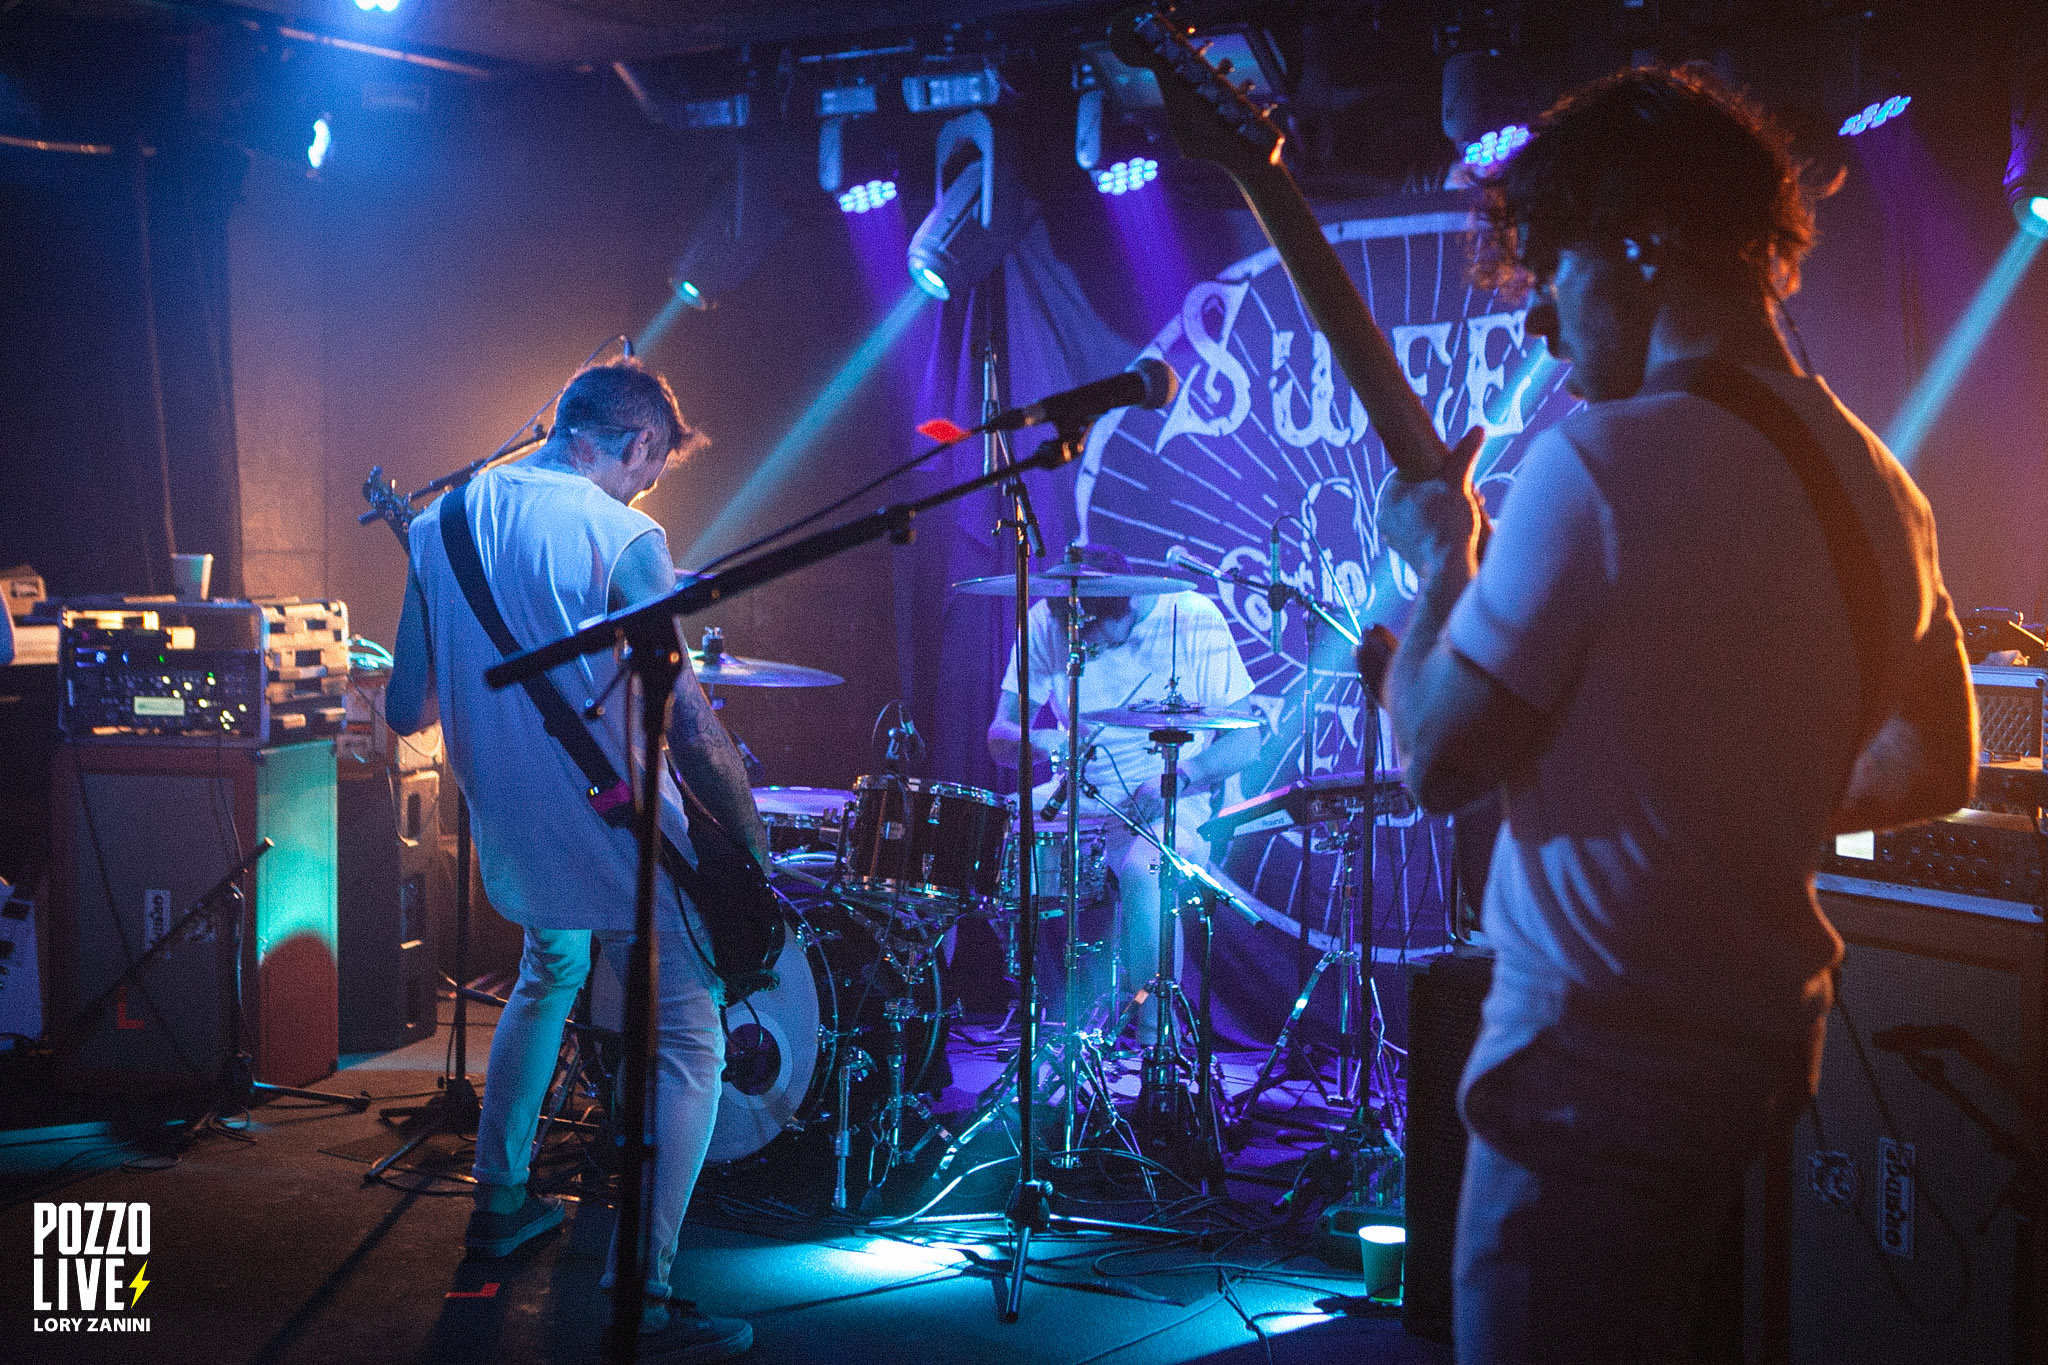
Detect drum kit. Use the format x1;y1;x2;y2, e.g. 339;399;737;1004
662;556;1266;1207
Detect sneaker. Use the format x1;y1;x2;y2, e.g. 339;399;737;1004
636;1299;752;1363
464;1191;566;1257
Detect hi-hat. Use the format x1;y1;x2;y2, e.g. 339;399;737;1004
1082;701;1261;732
951;570;1192;598
689;652;844;687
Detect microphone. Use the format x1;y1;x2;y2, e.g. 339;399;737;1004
1267;520;1285;655
1163;544;1224;580
982;358;1178;434
1039;742;1097;820
1355;624;1399;696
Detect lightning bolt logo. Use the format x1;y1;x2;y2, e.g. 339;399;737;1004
128;1261;150;1308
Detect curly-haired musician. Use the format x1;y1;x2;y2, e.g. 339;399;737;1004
1378;66;1975;1364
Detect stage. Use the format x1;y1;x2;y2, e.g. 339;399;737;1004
0;991;1449;1365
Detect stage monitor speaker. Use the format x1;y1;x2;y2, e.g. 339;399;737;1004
336;764;440;1054
1748;891;2044;1365
1402;946;1494;1344
48;740;339;1091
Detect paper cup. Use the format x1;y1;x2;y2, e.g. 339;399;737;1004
171;552;213;601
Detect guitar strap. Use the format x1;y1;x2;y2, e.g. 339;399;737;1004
435;481;724;956
1637;357;1891;743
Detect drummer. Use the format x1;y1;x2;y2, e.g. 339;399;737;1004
986;543;1259;1035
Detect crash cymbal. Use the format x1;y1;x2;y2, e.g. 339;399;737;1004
950;571;1193;598
689;651;844;687
1081;700;1262;732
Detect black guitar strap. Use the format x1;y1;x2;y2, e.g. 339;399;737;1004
435;481;729;961
1638;358;1891;742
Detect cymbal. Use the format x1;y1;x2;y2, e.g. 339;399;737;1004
1081;701;1262;732
690;651;844;687
951;571;1192;598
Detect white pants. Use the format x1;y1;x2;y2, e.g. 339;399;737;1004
472;925;725;1300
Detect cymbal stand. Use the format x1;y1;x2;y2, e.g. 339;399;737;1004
1127;723;1227;1189
1229;818;1367;1125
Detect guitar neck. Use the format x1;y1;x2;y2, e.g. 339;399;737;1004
1230;162;1446;480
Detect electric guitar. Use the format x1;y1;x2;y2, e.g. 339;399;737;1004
1106;9;1451;479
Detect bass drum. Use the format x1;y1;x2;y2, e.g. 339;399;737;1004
707;896;944;1166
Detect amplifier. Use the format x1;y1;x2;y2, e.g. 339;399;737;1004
1973;664;2048;759
1818;807;2045;922
59;598;350;745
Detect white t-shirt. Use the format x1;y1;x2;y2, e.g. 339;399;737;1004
1444;367;1959;1073
409;462;692;932
999;590;1255;823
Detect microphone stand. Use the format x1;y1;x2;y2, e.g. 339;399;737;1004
483;429;1092;1364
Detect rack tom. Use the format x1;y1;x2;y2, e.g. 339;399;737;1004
841;775;1009;909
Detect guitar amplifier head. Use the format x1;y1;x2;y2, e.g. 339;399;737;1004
1970;665;2047;759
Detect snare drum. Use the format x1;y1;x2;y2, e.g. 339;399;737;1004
841;775;1010;908
751;786;852;856
1003;816;1114;908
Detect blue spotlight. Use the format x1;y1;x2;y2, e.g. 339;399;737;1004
913;265;950;301
307;116;331;169
354;0;401;10
1838;95;1911;138
1462;123;1529;170
1885;227;2046;465
1092;157;1158;195
838;179;898;214
2027;196;2048;236
681;285;934;567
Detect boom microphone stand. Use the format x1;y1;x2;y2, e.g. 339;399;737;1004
485;423;1106;1362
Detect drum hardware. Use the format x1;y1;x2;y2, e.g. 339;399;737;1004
832;1048;873;1212
690;626;846;688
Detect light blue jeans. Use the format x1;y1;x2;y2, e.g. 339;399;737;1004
472;925;725;1300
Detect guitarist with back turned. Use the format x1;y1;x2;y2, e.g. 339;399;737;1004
387;359;763;1363
1376;67;1974;1364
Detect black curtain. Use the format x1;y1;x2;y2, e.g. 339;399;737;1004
0;48;245;601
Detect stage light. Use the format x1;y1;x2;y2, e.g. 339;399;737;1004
306;116;331;169
905;110;1037;302
1461;123;1529;170
1093;157;1159;195
902;60;1000;113
671;277;706;310
354;0;401;10
837;180;898;214
681;94;750;131
1838;95;1911;138
818;82;879;119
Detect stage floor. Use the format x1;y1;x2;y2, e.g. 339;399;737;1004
0;993;1451;1365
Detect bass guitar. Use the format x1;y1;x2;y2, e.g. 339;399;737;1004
1106;9;1452;479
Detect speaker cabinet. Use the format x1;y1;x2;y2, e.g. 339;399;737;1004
48;740;338;1091
1748;891;2045;1365
336;764;440;1054
1402;946;1495;1344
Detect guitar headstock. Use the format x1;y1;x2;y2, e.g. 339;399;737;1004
1107;8;1287;180
359;466;417;546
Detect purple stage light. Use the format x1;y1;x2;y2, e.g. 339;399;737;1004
837;179;899;215
1461;124;1529;170
1840;95;1912;138
1092;157;1159;196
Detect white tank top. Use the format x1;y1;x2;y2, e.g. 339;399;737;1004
409;462;691;931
